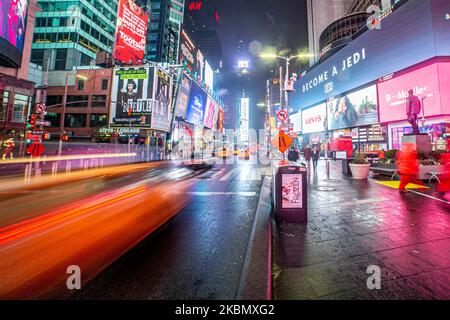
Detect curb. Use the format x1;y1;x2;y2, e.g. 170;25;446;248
236;176;273;300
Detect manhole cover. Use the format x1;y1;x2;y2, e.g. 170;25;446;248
315;186;337;192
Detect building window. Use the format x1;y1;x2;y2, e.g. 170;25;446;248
11;94;29;123
90;114;108;127
65;114;87;128
92;95;107;108
0;90;9;122
45;112;61;128
101;79;108;90
67;95;89;108
55;49;67;70
78;79;84;90
47;95;63;107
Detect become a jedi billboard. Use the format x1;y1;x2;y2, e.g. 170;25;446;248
292;0;450;112
113;0;148;65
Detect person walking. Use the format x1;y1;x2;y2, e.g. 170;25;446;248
2;138;15;160
287;147;299;163
304;145;312;164
312;146;320;171
397;142;421;192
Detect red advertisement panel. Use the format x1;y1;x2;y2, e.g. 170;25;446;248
113;0;148;65
378;62;450;123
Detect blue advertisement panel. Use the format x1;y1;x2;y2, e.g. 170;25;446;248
292;0;450;112
185;82;207;125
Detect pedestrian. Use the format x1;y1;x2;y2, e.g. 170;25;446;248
287;147;299;163
2;138;15;160
396;142;421;192
312;146;320;171
304;145;312;164
437;153;450;194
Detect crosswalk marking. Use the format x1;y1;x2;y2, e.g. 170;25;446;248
219;169;235;181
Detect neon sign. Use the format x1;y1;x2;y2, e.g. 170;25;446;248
188;1;202;11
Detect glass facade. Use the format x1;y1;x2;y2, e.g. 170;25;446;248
32;0;118;70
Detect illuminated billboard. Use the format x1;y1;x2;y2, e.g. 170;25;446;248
240;98;249;143
174;74;192;119
378;62;450;123
151;69;173;132
204;96;218;129
0;0;28;67
292;0;450;111
301;103;326;134
113;0;148;65
204;61;214;91
327;84;378;130
185;82;207;125
109;67;154;128
179;30;197;73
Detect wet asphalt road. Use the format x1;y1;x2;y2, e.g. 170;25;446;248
72;159;271;300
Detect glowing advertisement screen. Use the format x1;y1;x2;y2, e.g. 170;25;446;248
185;83;207;125
301;103;326;134
0;0;28;67
113;0;148;65
327;85;378;130
204;96;218;129
110;67;155;128
291;0;450;112
378;62;450;123
174;74;192;119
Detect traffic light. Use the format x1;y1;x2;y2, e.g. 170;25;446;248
28;114;36;130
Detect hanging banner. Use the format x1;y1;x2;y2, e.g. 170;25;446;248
109;67;154;128
113;0;148;65
151;69;173;132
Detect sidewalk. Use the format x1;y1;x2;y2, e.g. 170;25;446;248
273;159;450;300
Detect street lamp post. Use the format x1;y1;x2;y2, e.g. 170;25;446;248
58;72;70;157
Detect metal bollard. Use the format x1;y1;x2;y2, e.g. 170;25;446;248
80;159;84;169
66;161;71;174
52;162;58;177
24;164;31;182
326;160;330;177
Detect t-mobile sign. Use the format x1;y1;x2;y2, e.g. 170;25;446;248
378;62;450;123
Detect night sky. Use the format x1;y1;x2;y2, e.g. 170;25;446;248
211;0;309;129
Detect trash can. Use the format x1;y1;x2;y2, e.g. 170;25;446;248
272;161;308;223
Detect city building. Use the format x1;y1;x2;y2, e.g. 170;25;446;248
0;0;38;157
138;0;184;64
292;0;450;152
184;0;222;71
31;0;118;71
43;67;113;140
306;0;354;65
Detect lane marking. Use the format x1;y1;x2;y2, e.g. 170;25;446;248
212;169;226;179
219;169;235;181
408;190;450;205
189;192;257;197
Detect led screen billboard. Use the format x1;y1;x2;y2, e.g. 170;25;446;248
291;0;450;112
110;67;155;128
0;0;28;67
151;69;173;132
378;62;450;123
301;103;326;134
327;84;378;130
185;82;207;125
174;74;191;119
204;96;218;129
113;0;148;65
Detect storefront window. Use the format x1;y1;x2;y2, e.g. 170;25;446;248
90;114;108;127
64;114;86;128
12;94;29;123
0;90;9;122
392;124;447;151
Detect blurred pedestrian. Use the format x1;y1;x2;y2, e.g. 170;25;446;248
2;138;15;160
312;146;320;171
437;153;450;194
287;147;299;163
396;142;421;192
304;145;312;164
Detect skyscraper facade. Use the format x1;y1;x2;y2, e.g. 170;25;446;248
306;0;354;65
31;0;118;70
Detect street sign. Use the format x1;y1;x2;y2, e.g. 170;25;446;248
35;120;51;126
271;130;294;154
27;142;45;158
26;133;40;141
277;110;289;122
36;103;46;114
32;130;44;135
